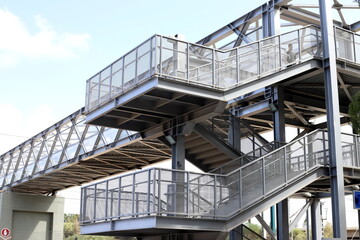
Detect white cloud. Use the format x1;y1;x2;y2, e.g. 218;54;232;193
0;8;90;67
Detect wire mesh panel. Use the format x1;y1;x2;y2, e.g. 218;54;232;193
95;182;107;220
299;27;321;60
188;44;214;87
133;171;151;216
188;173;215;216
120;174;134;217
286;139;306;182
335;28;355;61
241;160;263;208
99;66;111;104
111;58;124;97
260;36;280;75
107;179;119;218
217;171;239;217
265;147;285;194
280;30;300;66
215;50;237;88
341;133;357;167
123;49;137;91
238;42;259;82
84;187;95;222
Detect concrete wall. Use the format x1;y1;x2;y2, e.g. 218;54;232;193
0;192;64;240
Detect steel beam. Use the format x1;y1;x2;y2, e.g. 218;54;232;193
255;214;276;240
319;0;347;238
232;100;269;118
289;199;313;231
350;20;360;32
228;115;241;152
194;124;242;159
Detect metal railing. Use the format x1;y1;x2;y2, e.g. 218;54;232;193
210;141;282;174
80;130;360;223
85;25;323;112
335;27;360;64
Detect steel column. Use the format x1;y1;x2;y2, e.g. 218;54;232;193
310;199;322;240
272;85;289;239
171;135;185;214
228;115;241;152
319;0;347;238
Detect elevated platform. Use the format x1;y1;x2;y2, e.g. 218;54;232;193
80;130;360;236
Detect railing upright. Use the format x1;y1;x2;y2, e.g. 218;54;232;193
147;169;151;214
132;174;135;215
105;181;109;219
93;184;97;220
157;169;161;213
118;176;122;217
186;172;190;215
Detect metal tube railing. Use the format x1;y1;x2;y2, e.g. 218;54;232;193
85;25;328;113
80;129;360;223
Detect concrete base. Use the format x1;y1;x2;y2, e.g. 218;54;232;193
0;192;64;240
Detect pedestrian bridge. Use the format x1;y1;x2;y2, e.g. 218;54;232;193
0;25;359;196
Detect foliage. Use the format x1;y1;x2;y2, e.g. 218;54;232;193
291;228;307;240
323;222;333;238
243;223;263;239
349;91;360;134
354;0;360;6
64;214;80;238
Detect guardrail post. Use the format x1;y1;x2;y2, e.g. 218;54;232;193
303;137;307;171
186;42;190;80
257;41;261;76
105;181;109;219
212;49;216;87
355;136;359;167
93;184;97;221
236;48;239;85
213;175;217;216
118;177;122;217
297;28;301;61
186;171;190;215
239;169;242;208
262;158;266;195
132;173;136;216
152;169;156;213
159;36;163;75
158;169;161;213
147;169;151;215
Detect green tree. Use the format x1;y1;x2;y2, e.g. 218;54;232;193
291;228;307;240
64;214;80;238
323;222;333;238
349;91;360;133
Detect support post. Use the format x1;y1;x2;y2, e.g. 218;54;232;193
310;199;322;240
228;115;241;152
171;135;185;214
228;116;241;240
319;0;347;238
272;85;289;240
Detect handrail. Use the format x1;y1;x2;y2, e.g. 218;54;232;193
85;25;323;112
82;129;360;223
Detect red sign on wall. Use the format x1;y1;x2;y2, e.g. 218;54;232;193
0;229;9;237
0;228;11;239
